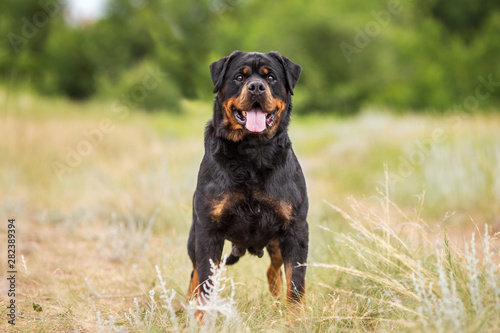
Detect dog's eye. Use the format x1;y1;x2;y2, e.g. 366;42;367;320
267;75;275;82
235;74;244;82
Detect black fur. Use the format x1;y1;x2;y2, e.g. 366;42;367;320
188;51;308;304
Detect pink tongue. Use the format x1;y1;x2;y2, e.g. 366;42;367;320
245;107;267;132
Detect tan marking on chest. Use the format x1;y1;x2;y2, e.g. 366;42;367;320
211;193;244;222
278;201;293;222
211;194;229;221
255;191;293;224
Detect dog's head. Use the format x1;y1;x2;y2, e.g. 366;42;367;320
210;51;302;141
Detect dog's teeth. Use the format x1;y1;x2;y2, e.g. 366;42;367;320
242;111;247;117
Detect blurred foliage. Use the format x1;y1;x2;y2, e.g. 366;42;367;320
420;0;500;41
1;0;500;113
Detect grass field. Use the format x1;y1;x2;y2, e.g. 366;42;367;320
1;90;500;332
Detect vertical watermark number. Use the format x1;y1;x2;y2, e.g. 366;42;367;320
6;218;16;326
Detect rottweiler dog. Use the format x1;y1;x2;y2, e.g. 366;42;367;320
187;51;308;309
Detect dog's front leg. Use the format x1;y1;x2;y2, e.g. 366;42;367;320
194;221;225;317
280;221;308;312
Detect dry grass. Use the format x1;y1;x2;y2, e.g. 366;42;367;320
1;90;500;331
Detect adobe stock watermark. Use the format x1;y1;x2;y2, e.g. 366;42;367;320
340;0;409;63
51;66;167;181
7;0;65;54
389;74;500;183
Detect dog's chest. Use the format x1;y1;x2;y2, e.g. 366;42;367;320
211;189;292;223
221;193;288;249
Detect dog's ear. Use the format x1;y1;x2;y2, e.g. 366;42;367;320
209;51;242;94
269;51;302;95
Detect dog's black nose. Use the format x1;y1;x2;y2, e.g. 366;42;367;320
247;80;266;94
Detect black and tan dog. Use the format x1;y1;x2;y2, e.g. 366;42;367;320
187;51;308;310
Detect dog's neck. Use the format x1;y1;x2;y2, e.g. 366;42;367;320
204;122;291;177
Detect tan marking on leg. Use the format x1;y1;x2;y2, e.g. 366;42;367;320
284;262;306;317
195;309;204;322
187;268;199;299
266;240;283;297
284;262;293;300
192;258;223;322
